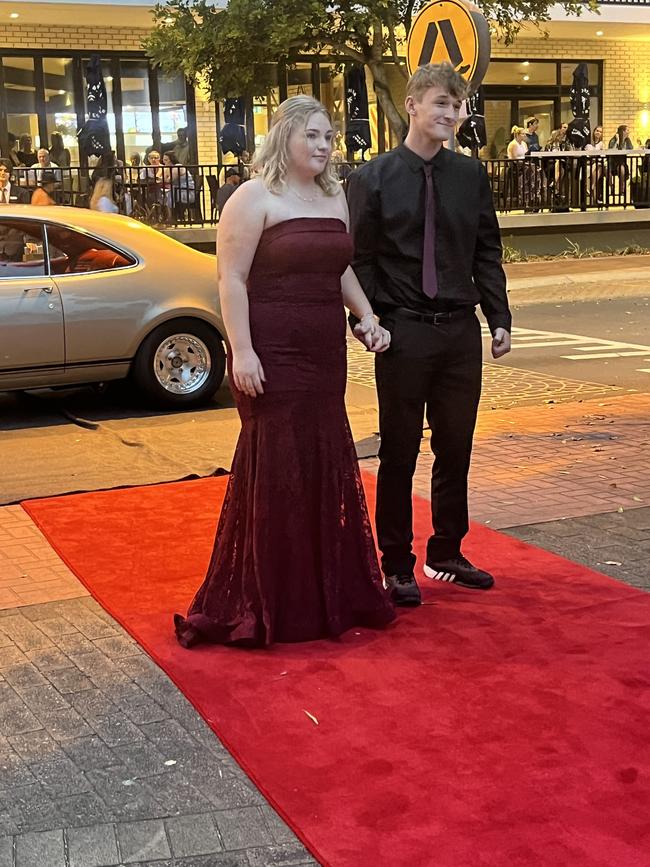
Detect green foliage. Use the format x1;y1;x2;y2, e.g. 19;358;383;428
502;242;650;263
143;0;597;134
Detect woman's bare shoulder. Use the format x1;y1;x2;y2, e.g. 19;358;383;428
222;178;269;219
235;177;267;200
219;178;272;242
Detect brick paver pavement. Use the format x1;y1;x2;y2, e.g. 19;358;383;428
505;506;650;592
0;508;88;610
346;340;624;407
0;599;316;867
362;392;650;529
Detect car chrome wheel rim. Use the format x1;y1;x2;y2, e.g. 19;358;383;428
153;333;212;395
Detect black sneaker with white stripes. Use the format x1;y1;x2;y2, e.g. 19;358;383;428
423;555;494;590
383;573;422;606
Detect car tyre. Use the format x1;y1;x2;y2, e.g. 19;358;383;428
132;318;226;409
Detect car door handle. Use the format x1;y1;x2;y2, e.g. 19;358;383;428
23;286;53;294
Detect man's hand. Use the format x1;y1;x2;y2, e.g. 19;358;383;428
368;325;391;353
491;328;511;359
353;314;391;353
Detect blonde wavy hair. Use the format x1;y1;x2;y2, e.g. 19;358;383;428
89;177;114;210
252;95;339;196
511;125;526;138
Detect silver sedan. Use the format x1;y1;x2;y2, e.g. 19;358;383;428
0;205;226;408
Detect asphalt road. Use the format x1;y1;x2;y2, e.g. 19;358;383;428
2;295;649;503
499;294;650;391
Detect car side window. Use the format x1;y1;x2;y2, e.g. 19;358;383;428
0;220;46;278
45;225;136;275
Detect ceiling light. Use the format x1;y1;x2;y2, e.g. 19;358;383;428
106;76;113;82
523;75;530;81
58;90;65;95
9;12;19;18
596;30;604;36
522;61;530;67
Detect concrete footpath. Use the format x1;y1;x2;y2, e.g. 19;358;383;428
504;254;650;305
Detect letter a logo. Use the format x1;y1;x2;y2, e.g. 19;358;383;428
407;0;491;88
417;19;471;75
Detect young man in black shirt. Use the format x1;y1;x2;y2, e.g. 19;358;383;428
348;62;511;606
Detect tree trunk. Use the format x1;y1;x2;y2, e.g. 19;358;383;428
368;58;408;142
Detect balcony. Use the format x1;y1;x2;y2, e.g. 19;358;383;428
14;152;650;231
542;2;650;38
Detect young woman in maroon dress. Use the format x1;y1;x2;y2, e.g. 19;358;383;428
174;96;395;648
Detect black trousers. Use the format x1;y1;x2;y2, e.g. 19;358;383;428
375;308;483;576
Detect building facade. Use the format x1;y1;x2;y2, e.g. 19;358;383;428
0;0;648;165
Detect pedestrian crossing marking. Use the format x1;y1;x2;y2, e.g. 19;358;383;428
563;352;650;360
481;325;650;365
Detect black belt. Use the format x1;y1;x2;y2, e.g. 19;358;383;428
392;306;474;325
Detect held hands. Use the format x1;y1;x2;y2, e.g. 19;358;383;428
232;348;266;397
491;328;511;359
353;313;391;353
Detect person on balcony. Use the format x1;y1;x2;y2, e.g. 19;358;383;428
0;159;29;205
19;148;61;188
585;125;605;205
331;149;352;183
165;127;191;165
525;116;541;153
544;126;569;210
49;133;71;168
608;124;634;152
507;126;530;210
608;124;634;199
16;135;37;167
30;171;58;206
216;168;240;216
139;150;166;210
507;126;528;160
7;134;22;169
90;177;119;213
162;152;195;216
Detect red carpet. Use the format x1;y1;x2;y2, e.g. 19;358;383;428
22;475;650;867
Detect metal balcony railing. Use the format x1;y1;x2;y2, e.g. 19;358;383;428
484;150;650;213
12;151;650;227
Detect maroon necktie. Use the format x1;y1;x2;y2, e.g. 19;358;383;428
422;164;438;299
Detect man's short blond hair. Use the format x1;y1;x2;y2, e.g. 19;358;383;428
406;63;469;103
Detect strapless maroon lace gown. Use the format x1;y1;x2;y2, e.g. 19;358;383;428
175;217;395;647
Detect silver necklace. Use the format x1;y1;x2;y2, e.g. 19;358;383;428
287;184;321;203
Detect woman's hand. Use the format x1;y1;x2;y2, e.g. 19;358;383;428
232;349;266;397
353;313;391;353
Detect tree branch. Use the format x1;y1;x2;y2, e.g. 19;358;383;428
403;0;417;36
322;42;366;64
386;16;408;80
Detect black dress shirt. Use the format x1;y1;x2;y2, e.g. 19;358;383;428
347;143;511;334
